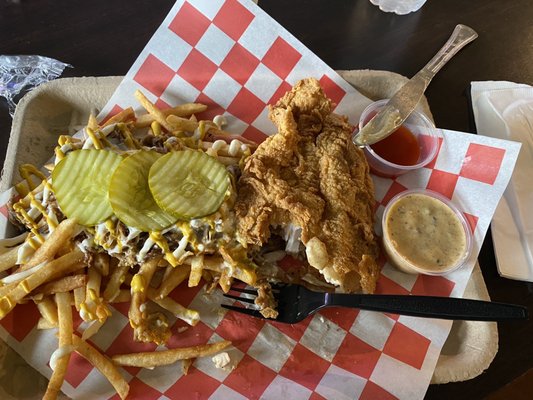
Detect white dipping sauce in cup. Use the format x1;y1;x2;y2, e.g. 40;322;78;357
382;189;472;275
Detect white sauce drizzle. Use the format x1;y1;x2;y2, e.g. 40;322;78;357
213;115;227;129
212;140;226;151
17;241;35;264
1;260;46;284
126;227;142;242
50;345;76;371
228;139;242;157
172;236;189;260
137;237;155;262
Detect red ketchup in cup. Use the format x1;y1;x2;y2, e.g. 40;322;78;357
354;100;439;178
370;124;421;167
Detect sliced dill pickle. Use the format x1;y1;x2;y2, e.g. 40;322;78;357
52;149;122;226
149;150;230;219
109;151;176;231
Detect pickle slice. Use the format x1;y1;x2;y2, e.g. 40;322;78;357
52;149;122;226
109;150;176;231
149;150;230;219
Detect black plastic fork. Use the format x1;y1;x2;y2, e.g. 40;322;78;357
221;284;528;324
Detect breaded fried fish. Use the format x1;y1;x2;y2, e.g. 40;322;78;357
236;78;380;294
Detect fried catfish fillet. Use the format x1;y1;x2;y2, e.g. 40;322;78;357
236;78;380;293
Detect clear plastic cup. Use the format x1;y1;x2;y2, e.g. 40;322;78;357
354;99;439;178
369;0;427;15
382;189;473;276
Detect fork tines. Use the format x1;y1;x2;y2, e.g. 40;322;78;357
220;304;265;318
221;286;264;318
226;286;258;295
222;293;255;304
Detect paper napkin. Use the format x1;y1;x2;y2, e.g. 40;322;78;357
471;81;532;282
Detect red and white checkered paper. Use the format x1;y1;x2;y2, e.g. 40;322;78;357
0;1;521;399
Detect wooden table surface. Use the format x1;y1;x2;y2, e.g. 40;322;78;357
1;1;532;399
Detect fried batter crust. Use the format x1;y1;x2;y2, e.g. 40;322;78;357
236;78;380;293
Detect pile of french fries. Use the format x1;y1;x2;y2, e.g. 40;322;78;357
0;92;258;399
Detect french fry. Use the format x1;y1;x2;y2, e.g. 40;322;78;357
182;358;194;375
129;257;160;341
0;249;85;319
87;114;99;131
1;257;49;290
33;274;87;297
73;286;85;312
150;120;162;136
103;261;129;302
0;245;20;273
218;269;232;293
155;264;190;299
134;90;174;132
130;257;160;295
101;107;135;127
37;317;56;330
116;123;142;149
203;270;219;293
81;266;111;329
160;263;173;281
147;288;199;326
57;293;74;346
188;255;204;287
135;103;208;128
56;241;75;257
110;289;131;303
32;293;44;301
0;281;17;300
35;296;58;327
85;127;104;150
166;114;200;132
203;255;256;286
44;291;73;400
111;340;231;368
21;218;79;271
72;335;129;400
87;265;101;293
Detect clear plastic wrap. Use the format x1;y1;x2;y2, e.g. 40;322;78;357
0;55;71;116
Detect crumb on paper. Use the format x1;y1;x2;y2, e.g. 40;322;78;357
212;352;234;371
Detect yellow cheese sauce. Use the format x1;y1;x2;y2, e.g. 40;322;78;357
383;192;468;274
